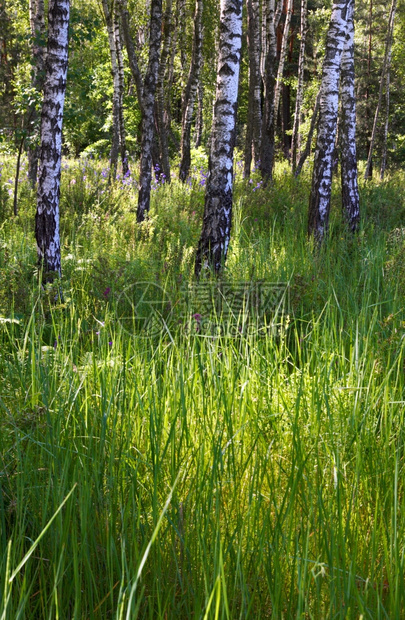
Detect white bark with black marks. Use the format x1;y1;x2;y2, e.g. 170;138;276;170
101;0;120;179
137;0;162;221
114;14;128;177
340;0;359;230
35;0;70;278
195;0;242;276
179;0;204;182
308;0;348;241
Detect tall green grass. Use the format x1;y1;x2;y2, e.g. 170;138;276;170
1;156;405;617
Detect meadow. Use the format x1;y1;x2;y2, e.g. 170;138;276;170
1;154;405;618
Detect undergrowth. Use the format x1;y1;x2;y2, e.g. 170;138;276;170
0;156;405;618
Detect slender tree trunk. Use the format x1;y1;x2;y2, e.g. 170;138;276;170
294;90;320;177
27;0;46;187
260;0;277;183
244;0;261;177
308;0;348;241
291;0;307;172
137;0;163;221
340;0;359;230
179;0;203;182
273;0;293;124
179;0;204;182
194;79;203;148
365;0;373;176
165;6;179;151
101;0;121;181
156;0;173;183
364;0;397;180
178;0;188;75
114;14;129;176
195;0;242;276
35;0;70;279
120;0;163;221
380;51;391;181
120;1;144;107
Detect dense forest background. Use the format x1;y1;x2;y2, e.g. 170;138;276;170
2;1;405;618
1;0;404;172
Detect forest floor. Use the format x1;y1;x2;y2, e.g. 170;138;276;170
1;154;405;617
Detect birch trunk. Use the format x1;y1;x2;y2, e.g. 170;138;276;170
260;0;277;183
27;0;46;187
291;0;307;172
364;0;397;180
165;5;179;151
244;0;261;177
273;0;293;124
195;0;242;276
365;0;373;176
35;0;70;279
114;14;128;176
340;0;359;231
120;0;163;222
137;0;162;221
380;43;392;181
194;80;203;148
179;0;204;182
101;0;121;181
308;0;348;241
156;0;173;183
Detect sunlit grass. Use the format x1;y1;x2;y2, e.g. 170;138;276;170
1;156;405;617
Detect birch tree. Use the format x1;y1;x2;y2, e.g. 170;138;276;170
291;0;307;172
179;0;204;182
120;0;163;222
156;0;174;183
195;0;242;276
244;0;261;178
260;0;277;183
27;0;46;187
35;0;70;279
114;13;128;177
340;0;359;230
380;34;392;181
308;0;348;241
273;0;294;124
364;0;397;180
101;0;128;181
